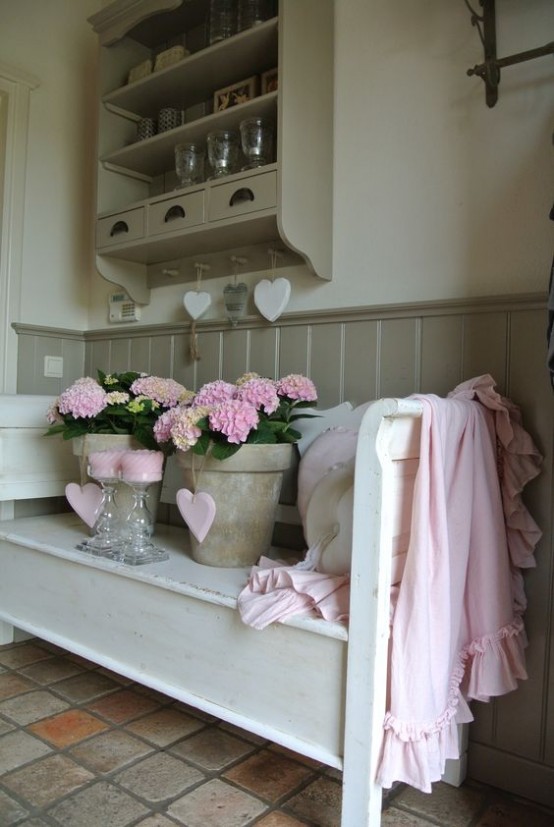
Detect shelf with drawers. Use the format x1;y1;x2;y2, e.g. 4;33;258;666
88;0;334;305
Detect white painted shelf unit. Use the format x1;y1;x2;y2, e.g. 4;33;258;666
88;0;334;304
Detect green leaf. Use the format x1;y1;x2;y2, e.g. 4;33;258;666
279;429;301;443
211;442;241;460
192;432;211;455
247;428;276;444
44;424;66;437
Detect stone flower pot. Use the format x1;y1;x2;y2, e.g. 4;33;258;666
177;443;293;567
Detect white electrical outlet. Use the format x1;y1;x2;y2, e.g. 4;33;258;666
109;291;141;323
44;356;64;378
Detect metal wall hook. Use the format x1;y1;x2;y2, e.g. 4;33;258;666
465;0;554;108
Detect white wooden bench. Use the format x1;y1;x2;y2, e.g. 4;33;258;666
0;393;464;826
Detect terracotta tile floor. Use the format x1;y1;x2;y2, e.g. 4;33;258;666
1;638;553;826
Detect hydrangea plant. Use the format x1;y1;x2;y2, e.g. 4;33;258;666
45;370;191;451
153;373;318;461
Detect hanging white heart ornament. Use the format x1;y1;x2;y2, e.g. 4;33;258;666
183;290;211;320
254;277;291;322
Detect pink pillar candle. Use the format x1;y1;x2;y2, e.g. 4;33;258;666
88;450;126;479
120;450;164;483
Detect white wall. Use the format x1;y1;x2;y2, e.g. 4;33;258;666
0;0;99;331
1;0;553;331
88;0;554;327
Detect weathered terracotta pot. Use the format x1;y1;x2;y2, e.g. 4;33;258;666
177;443;293;567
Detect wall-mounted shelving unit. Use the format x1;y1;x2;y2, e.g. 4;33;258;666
88;0;334;305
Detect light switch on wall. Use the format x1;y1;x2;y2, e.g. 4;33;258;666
44;356;64;378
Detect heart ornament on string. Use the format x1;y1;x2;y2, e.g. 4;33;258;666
254;277;291;322
183;290;211;320
176;488;216;543
65;482;103;528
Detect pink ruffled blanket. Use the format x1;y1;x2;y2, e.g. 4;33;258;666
237;375;542;792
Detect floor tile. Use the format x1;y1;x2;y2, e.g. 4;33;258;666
135;816;183;827
0;673;36;701
125;707;206;747
19;655;85;685
47;780;149;827
2;753;94;808
220;720;269;745
86;687;162;723
28;708;108;747
256;814;309;826
68;729;154;773
285;776;343;827
0;644;51;669
172;699;218;722
224;748;314;803
0;788;30;826
96;665;135;685
170;726;256;770
114;751;205;803
0;688;69;725
0;729;52;773
0;717;15;735
394;780;485;827
49;671;121;702
167;778;267;827
474;795;554;827
381;808;436;826
270;743;324;769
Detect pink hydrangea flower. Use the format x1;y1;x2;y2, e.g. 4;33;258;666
194;380;236;407
130;376;188;408
236;378;279;414
277;374;317;402
105;391;130;405
46;401;63;425
209;400;259;444
57;377;108;419
169;406;210;451
153;406;182;444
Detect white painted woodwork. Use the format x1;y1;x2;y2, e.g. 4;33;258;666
0;395;74;500
0;64;39;394
0;391;472;825
87;0;334;303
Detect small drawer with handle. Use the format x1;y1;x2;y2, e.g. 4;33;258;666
148;190;205;236
208;171;277;222
96;208;145;249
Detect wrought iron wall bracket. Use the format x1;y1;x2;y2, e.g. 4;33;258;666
465;0;554;107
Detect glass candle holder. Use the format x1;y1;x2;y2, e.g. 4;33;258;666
239;117;274;169
119;451;169;566
207;129;240;178
76;450;126;558
175;142;205;189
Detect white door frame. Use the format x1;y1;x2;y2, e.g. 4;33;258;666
0;62;39;395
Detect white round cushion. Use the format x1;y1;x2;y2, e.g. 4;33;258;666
297;427;358;524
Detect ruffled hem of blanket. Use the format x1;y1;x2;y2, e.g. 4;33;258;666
448;374;543;569
377;616;528;793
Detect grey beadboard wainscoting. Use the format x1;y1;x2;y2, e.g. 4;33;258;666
13;293;554;806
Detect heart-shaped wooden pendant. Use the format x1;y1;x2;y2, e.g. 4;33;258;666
183;290;211;320
176;488;216;543
65;482;103;528
254;277;291;322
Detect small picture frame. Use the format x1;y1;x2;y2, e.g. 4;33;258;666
261;68;278;95
214;75;259;112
